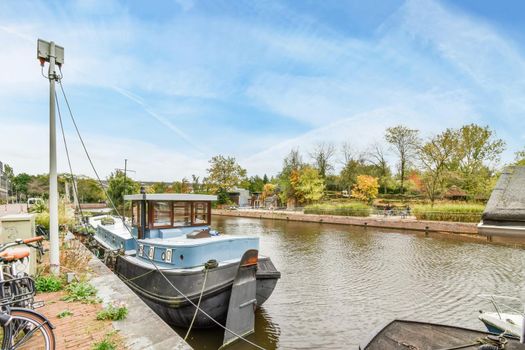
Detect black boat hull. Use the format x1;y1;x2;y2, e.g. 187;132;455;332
115;255;280;328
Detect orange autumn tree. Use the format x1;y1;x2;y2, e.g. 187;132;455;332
351;175;379;204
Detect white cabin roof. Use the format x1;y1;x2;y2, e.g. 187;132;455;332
124;193;217;201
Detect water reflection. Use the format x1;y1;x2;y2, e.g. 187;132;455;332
175;307;280;350
177;216;525;349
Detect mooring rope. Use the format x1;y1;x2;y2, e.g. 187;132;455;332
184;267;209;341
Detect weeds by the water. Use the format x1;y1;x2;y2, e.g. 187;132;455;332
35;275;63;292
62;281;100;304
412;204;484;222
304;202;371;217
96;302;128;321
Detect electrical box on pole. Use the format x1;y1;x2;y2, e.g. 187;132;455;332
37;39;64;65
37;38;64;275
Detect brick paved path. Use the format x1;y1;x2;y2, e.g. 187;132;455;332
35;291;123;350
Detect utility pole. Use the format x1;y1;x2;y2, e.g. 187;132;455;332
38;39;64;276
116;159;135;221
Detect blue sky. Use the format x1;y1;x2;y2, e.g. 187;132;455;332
1;0;525;181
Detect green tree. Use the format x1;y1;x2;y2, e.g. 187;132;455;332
277;149;303;208
295;166;325;203
149;182;169;193
27;174;49;198
171;178;192;193
418;129;459;206
247;175;265;193
12;173;31;200
514;148;525;166
205;155;247;194
385;125;420;194
216;188;231;205
76;178;105;203
106;170;140;208
455;124;505;198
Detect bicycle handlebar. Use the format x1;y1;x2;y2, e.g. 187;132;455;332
0;236;45;253
23;236;44;244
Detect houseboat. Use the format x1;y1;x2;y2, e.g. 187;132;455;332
88;193;280;328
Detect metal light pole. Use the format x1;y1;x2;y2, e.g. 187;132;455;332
38;39;64;276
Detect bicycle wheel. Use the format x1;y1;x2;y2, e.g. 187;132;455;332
1;309;55;350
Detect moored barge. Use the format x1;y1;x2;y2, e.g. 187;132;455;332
89;193;280;328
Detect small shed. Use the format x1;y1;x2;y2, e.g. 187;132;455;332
444;186;467;201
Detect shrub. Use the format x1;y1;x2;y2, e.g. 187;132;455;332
412;204;484;222
62;281;99;304
35;275;63;292
72;225;96;236
34;201;75;231
304;202;371;217
96;302;128;321
100;216;115;226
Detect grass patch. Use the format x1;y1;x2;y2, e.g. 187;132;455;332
96;302;128;321
35;275;63;293
57;310;73;319
304;202;371;217
412;204;484;222
92;338;116;350
62;281;100;304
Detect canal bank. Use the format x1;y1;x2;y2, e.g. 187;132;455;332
214;209;525;247
214;208;478;234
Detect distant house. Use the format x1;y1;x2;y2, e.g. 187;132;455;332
0;162;9;202
444;186;467;201
250;192;262;208
228;187;251;207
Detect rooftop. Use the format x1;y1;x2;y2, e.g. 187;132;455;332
124;193;217;201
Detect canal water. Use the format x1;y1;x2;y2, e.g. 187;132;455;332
177;216;525;350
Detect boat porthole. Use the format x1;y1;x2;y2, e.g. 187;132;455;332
161;252;166;261
180;254;184;261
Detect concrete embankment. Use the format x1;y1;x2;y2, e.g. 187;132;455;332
82;242;192;350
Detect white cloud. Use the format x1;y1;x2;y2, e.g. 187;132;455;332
0;120;208;181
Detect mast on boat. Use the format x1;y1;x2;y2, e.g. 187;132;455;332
37;39;64;275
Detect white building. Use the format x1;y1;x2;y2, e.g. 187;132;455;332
0;162;9;202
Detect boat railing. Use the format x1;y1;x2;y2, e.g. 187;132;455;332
478;294;524;320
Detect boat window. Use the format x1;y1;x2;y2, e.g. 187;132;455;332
152;201;172;227
193;202;208;225
132;201;141;227
173;202;191;227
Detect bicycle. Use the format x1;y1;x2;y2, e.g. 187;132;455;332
0;236;55;349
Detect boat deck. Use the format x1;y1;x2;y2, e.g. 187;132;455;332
360;319;525;350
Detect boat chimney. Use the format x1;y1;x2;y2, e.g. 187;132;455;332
140;186;146;239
